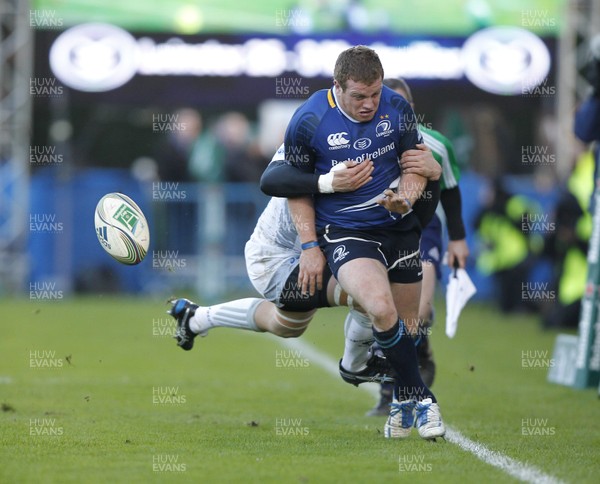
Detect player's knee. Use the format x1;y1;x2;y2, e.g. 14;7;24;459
270;319;310;338
365;297;397;330
273;325;308;338
270;310;313;338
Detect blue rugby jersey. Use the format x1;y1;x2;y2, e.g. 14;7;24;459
284;85;422;229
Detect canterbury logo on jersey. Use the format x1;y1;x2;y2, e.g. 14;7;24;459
327;132;350;150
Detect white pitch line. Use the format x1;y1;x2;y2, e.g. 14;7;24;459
443;428;566;484
274;336;566;484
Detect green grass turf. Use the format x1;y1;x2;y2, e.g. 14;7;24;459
1;296;599;483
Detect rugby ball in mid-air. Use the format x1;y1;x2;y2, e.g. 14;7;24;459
94;193;150;265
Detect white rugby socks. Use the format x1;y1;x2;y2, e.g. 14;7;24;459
340;309;373;372
189;298;262;334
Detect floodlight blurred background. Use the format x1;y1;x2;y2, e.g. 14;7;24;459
2;0;599;329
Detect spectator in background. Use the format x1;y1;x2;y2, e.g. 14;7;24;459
188;114;222;183
538;33;600;328
155;108;202;182
540;177;589;328
188;111;267;183
216;111;268;183
153;108;204;254
204;111;268;256
474;180;543;313
574;34;600;208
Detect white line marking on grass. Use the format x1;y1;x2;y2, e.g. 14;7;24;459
444;428;566;484
274;336;566;484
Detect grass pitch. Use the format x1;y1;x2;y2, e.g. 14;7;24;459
1;296;599;483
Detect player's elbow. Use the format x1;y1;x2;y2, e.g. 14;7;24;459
260;169;280;197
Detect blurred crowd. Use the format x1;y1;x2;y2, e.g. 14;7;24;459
473;34;600;330
153;109;270;184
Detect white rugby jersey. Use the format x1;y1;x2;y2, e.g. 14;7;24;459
249;196;299;251
245;195;300;302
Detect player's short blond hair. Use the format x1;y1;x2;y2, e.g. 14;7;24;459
334;45;384;90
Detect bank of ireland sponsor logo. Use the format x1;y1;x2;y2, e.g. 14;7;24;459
332;141;395;166
353;138;372;150
327;132;350;150
376;115;393;137
333;245;349;263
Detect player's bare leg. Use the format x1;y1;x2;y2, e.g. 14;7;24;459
334;259;424;438
253;302;315;337
336;258;398;332
168;298;316;350
319;277;392;385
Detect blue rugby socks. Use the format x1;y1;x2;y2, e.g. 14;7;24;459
373;319;436;403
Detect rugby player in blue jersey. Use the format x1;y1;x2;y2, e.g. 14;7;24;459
167;46;445;439
167;145;441;434
281;45;445;439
